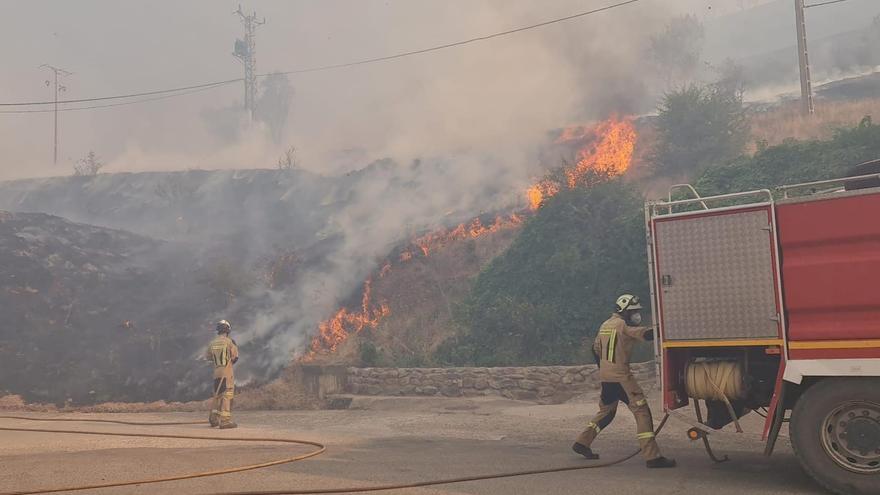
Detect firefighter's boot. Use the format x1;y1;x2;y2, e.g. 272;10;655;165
646;456;677;468
219;420;238;429
572;442;600;460
209;411;220;427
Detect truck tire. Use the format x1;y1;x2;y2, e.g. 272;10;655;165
790;378;880;495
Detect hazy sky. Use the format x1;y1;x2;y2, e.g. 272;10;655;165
0;0;874;181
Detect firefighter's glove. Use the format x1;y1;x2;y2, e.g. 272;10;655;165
643;328;656;342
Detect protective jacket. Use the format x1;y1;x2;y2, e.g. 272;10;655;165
593;313;649;382
206;335;239;380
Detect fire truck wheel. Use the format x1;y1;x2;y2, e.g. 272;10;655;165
790;378;880;495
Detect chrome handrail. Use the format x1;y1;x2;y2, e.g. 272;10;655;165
668;184;709;210
777;173;880;198
649;188;773;216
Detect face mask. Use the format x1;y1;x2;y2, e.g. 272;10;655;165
629;312;643;325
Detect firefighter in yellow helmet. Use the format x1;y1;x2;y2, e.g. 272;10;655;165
206;320;239;429
572;294;676;468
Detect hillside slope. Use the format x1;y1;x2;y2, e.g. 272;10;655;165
0;211;220;404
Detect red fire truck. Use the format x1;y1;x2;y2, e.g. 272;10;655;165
645;167;880;495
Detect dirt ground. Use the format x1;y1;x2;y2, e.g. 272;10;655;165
0;390;824;495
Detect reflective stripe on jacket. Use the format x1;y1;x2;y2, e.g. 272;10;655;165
592;313;648;382
205;335;238;380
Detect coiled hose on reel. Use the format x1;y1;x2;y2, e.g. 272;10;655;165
685;360;746;401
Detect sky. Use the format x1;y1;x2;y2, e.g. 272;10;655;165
0;0;876;181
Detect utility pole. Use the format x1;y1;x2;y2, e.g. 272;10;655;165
794;0;814;115
40;64;72;165
233;5;264;122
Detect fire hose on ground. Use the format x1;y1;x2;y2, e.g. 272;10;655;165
0;412;670;495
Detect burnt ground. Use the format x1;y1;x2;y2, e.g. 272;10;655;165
0;210;223;405
0;391;821;495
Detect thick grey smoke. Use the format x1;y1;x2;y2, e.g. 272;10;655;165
0;0;800;182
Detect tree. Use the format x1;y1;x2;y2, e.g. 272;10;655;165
256;73;293;143
648;15;705;87
73;151;104;176
652;80;749;178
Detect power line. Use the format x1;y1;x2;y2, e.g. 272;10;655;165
804;0;850;8
0;83;232;114
0;0;641;109
0;77;242;107
274;0;643;76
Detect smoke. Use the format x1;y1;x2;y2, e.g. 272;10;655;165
4;0;880;388
229;154;530;376
0;0;705;181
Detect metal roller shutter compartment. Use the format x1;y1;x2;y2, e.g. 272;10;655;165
654;208;780;341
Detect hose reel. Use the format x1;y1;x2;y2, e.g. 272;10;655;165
685;360;747;434
685;360;747;401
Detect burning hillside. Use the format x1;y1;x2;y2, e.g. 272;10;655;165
306;116;638;362
304;213;525;361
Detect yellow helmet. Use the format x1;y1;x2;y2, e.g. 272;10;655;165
615;294;643;313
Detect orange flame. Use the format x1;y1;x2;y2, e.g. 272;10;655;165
564;116;636;188
307;278;391;356
411;214;524;258
527;115;636;209
306;213;525;358
527;180;561;211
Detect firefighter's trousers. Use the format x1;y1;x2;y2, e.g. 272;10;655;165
575;375;661;460
210;377;235;424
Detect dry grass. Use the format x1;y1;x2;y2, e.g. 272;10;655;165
749;98;880;151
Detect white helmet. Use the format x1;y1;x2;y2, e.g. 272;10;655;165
216;320;231;333
615;294;643;313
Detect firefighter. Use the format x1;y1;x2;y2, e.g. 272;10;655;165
572;294;676;468
206;319;239;429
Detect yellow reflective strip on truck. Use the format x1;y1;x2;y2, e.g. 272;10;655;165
789;339;880;349
662;339;784;349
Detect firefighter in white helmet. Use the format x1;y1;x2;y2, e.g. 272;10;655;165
206;320;239;429
572;294;676;468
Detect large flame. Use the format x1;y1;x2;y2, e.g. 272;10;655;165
528;115;636;210
306;278;391;357
564;116;636;187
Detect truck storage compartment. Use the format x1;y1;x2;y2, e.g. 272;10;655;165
776;190;880;353
653;207;782;342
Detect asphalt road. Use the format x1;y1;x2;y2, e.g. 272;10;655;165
0;393;826;495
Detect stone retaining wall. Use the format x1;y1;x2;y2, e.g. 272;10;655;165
346;362;655;403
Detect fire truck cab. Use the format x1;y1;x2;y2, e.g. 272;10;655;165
645;168;880;495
